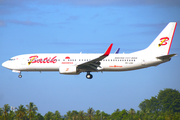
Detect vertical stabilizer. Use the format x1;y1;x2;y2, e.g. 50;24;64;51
146;22;177;56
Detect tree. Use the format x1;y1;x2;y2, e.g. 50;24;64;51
139;96;161;113
87;107;95;120
9;110;16;120
78;110;85;120
94;110;101;120
26;102;38;120
129;108;135;115
139;88;180;113
149;96;161;112
54;110;61;120
44;111;54;120
36;113;44;120
101;111;110;120
0;107;3;120
15;105;27;120
66;110;72;120
3;104;10;120
111;109;121;119
71;110;78;120
158;88;180;112
119;109;128;119
138;99;151;113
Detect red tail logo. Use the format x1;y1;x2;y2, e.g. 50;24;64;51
158;37;169;47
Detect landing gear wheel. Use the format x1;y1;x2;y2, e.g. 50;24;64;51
86;74;93;79
18;75;22;78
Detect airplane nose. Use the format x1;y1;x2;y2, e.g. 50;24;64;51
2;61;8;68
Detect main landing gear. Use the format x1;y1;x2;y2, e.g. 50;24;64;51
86;72;93;79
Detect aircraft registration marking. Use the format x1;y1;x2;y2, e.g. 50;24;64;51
61;62;73;64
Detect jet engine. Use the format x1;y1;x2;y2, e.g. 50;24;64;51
59;66;79;75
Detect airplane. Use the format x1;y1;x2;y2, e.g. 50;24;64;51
2;22;177;79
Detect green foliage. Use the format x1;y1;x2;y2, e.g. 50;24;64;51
44;111;54;120
36;113;44;120
139;88;180;114
3;104;10;120
101;111;110;120
0;108;3;120
94;110;101;120
111;109;128;120
15;104;27;120
87;107;95;120
78;110;85;120
54;110;61;120
66;110;72;120
26;102;38;120
0;88;180;120
158;88;180;112
9;111;16;120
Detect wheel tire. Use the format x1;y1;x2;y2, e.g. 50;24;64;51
86;74;93;79
18;75;22;78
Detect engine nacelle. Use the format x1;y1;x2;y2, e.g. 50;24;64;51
59;66;79;75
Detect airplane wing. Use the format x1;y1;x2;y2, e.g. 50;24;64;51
77;44;113;71
156;54;177;59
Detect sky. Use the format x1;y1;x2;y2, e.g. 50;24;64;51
0;0;180;116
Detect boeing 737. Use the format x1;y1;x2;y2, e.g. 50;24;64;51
2;22;177;79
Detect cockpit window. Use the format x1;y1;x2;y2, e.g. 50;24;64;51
9;58;15;61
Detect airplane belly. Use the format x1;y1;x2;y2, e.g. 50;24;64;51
17;64;59;71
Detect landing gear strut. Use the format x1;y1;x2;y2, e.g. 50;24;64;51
86;72;93;79
18;72;22;78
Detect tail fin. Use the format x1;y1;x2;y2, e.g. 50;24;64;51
146;22;177;56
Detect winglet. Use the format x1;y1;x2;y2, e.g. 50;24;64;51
115;48;120;54
103;44;113;56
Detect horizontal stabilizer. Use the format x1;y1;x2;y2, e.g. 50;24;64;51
156;54;177;59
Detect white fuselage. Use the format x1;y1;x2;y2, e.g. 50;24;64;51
2;53;164;72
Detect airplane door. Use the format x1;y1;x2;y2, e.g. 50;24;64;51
21;58;26;65
141;59;145;65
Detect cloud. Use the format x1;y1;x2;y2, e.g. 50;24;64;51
39;0;180;6
129;22;168;29
8;20;45;26
90;14;100;19
0;0;39;15
48;42;109;46
1;0;180;8
0;19;46;26
66;16;79;21
0;0;179;16
0;20;7;27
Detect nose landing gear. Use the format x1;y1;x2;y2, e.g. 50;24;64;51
18;72;22;78
86;72;93;79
